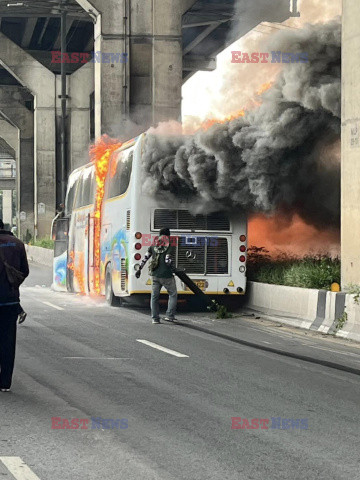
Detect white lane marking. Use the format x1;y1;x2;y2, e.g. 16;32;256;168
40;301;64;311
63;357;132;360
137;339;189;358
0;457;41;480
262;341;271;344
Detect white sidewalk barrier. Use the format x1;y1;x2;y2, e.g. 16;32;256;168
245;281;360;343
25;245;54;267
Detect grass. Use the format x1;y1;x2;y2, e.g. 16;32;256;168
29;237;55;249
247;246;340;290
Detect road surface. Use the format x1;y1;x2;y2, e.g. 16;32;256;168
1;263;359;480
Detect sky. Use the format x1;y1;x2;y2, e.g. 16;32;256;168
182;0;342;124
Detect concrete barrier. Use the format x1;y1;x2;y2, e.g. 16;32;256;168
336;295;360;342
246;281;318;329
245;281;360;342
25;245;53;267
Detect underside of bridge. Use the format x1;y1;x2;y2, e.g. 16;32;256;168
0;0;295;238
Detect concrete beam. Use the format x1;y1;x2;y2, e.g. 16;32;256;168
21;18;38;49
76;0;127;137
75;0;195;136
0;120;17;154
69;62;94;170
0;32;56;238
182;0;197;14
0;178;16;190
183;55;216;72
53;19;74;50
183;22;226;55
341;0;360;285
0;92;35;239
2;189;13;226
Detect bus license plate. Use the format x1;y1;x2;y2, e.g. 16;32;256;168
185;280;208;292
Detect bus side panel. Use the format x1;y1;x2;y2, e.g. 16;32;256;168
53;250;68;291
70;208;92;294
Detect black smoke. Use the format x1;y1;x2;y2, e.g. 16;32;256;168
142;20;341;229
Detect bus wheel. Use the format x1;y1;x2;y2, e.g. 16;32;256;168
105;268;121;307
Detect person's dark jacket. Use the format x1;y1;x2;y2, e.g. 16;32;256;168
0;230;29;304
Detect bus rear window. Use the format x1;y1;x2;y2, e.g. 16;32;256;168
109;151;133;199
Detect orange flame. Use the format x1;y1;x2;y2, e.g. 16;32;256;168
248;213;340;258
90;135;123;294
256;81;273;96
199;110;246;131
68;250;86;294
196;81;273;132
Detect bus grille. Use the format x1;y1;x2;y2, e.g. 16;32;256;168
121;259;127;291
126;210;131;230
176;238;228;275
154;209;230;231
206;238;228;274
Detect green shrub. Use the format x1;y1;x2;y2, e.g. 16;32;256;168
215;305;233;319
247;246;340;290
29;237;55;250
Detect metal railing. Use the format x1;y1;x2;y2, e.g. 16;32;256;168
0;166;16;178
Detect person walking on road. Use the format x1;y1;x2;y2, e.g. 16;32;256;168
0;219;29;392
135;228;177;324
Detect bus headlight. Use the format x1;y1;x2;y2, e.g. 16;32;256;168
134;264;141;271
239;266;246;273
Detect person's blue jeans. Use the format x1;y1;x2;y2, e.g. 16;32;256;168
151;276;177;320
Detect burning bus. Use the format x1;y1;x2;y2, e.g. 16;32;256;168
53;133;247;304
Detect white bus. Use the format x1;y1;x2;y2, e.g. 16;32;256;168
53;134;247;304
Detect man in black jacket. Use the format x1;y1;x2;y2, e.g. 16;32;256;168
0;219;29;392
136;228;177;324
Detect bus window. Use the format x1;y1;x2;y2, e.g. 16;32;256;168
82;168;94;206
89;168;96;204
74;173;84;209
65;177;80;215
109;151;133;198
74;168;94;209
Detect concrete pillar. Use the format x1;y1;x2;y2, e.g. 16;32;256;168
0;92;35;239
75;0;196;137
342;1;360;285
0;32;56;238
2;189;12;227
68;62;94;170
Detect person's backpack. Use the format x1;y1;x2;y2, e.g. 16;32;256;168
148;252;161;274
0;250;25;289
148;239;169;274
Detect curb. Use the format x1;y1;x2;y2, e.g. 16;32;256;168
175;320;360;377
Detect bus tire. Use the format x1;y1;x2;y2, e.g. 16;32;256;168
105;267;121;307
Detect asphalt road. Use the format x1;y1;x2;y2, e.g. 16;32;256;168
1;263;359;480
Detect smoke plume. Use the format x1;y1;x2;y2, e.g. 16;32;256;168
142;20;341;229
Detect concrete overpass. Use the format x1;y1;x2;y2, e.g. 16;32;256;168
0;0;296;238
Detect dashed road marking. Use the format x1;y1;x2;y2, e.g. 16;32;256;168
63;357;132;360
40;301;64;311
137;339;189;358
0;457;41;480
